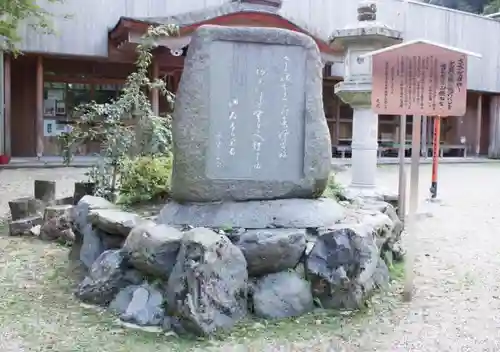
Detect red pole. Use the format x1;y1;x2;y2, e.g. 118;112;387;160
430;116;441;199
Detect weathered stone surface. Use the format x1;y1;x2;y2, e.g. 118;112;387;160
88;209;145;237
8;216;43;236
306;227;389;310
75;250;142;305
159;198;345;229
34;180;56;203
382;191;399;210
345;200;402;258
73;182;96;205
170;25;331;202
166;227;248;336
251;271;313;319
236;229;306;276
110;283;165;326
55;196;74;205
80;225;105;268
72;196;117;268
101;233;126;250
73;195;117;233
8;197;45;221
40;204;74;242
123;223;183;280
69;231;83;261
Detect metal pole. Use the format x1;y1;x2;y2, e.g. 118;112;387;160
403;114;422;302
430;116;441;199
397;115;407;220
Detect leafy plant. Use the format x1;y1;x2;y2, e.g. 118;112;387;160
323;174;346;201
118;154;173;204
59;24;179;201
0;0;69;52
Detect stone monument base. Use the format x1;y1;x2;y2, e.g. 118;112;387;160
158;198;346;229
157;196;402;312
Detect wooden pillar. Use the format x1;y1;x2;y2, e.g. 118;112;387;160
150;59;159;116
489;95;500;158
334;96;340;145
421;116;427;157
476;94;483;156
4;54;11;156
173;71;182;93
35;56;44;158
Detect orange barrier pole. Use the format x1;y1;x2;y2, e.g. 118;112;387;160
430;116;441;199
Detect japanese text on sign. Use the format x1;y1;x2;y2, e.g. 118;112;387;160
372;43;468;116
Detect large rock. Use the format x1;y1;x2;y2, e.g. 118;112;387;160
166;227;248;336
251;271;313;319
88;209;146;237
123;223;183;280
110;283;165;326
72;196;118;268
170;25;331;202
159;198;345;229
73;195;117;233
40;204;75;243
75;250;143;305
236;229;306;276
346;199;403;259
306;227;389;310
79;225;105;268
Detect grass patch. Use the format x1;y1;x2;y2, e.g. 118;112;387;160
389;260;406;282
323;174;346;200
0;228;404;351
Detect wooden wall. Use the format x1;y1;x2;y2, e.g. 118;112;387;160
15;0;500;93
11;56;37;157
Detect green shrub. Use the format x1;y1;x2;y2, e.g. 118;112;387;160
118;154;172;204
323;174;346;201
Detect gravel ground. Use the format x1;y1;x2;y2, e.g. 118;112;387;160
335;163;500;351
0;167;87;218
0;163;499;351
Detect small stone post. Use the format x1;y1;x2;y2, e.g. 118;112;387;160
34;180;56;203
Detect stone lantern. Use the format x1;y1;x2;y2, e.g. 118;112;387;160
331;1;402;197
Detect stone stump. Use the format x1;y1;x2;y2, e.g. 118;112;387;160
73;182;96;205
34;180;56;203
9;216;43;236
8;197;45;221
40;204;75;243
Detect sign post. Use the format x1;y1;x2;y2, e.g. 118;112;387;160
397;115;407;220
363;39;480;301
430;116;441;198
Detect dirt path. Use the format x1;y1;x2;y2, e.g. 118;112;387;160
335;163;500;351
1;164;500;351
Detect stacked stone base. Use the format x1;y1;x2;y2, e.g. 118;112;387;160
6;191;404;337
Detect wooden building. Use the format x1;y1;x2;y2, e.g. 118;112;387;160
2;0;500;158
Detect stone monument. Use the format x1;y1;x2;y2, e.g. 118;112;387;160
160;23;344;230
170;24;332;203
331;1;402;198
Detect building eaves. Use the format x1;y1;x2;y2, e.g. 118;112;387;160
123;1;329;43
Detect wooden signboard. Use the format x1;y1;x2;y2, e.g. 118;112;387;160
364;39;480;302
371;42;468;117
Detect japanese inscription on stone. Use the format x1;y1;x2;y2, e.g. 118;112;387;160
207;40;307;181
371;42;468;116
